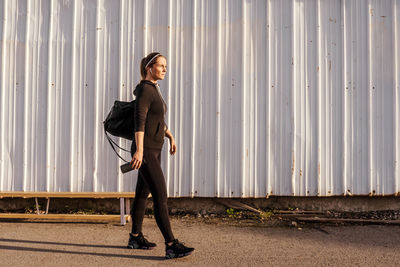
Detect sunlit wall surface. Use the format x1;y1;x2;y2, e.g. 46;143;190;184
1;0;399;197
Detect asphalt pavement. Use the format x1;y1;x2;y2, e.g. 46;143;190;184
0;217;399;266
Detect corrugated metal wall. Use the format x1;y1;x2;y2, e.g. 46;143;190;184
1;0;399;197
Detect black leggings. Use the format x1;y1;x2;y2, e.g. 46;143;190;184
130;147;174;243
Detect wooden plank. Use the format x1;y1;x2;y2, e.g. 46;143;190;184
0;192;135;198
0;213;131;222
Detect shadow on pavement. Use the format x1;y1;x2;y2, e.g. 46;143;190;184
0;239;165;261
0;220;108;224
0;238;125;249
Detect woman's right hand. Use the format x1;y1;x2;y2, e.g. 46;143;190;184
131;151;143;170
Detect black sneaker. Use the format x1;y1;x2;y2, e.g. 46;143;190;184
165;239;194;259
127;233;156;250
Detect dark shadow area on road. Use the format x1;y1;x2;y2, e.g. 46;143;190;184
0;220;108;225
0;238;125;249
0;244;165;261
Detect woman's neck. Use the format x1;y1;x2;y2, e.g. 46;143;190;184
144;74;157;84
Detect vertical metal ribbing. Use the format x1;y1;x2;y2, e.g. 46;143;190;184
291;0;297;196
93;0;101;192
29;0;38;191
388;0;396;195
377;0;382;195
166;0;172;196
117;0;125;193
342;0;348;195
53;1;60;192
174;0;179;197
190;0;197;197
395;0;400;194
46;0;54;192
247;0;253;197
178;1;183;197
8;0;14;192
2;0;400;196
35;0;45;192
0;0;7;191
367;0;373;195
322;0;330;195
251;0;256;197
308;0;317;196
215;0;221;197
266;0;271;197
251;1;256;196
23;0;31;191
316;0;322;196
382;0;386;195
240;0;245;198
70;0;77;192
143;0;148;55
337;0;345;196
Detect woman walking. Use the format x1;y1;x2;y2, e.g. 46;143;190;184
127;52;194;259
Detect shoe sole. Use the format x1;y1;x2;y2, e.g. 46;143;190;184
127;244;155;250
165;251;193;259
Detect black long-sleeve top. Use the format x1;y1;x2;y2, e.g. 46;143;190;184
133;80;167;150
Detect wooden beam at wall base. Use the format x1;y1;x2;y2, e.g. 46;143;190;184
0;192;135;198
0;213;131;223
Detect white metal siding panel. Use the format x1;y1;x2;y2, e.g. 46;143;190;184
1;0;399;196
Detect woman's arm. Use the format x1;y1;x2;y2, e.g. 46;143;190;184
165;129;177;155
131;131;144;169
131;85;153;169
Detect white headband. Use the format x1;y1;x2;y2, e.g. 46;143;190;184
145;53;161;70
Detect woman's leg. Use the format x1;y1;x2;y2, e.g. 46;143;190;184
131;171;150;234
141;149;175;243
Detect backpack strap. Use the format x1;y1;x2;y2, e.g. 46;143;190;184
105;131;130;152
105;130;130;163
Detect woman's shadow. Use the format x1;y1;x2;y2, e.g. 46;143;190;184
0;238;165;261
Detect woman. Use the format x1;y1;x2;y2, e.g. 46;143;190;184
127;52;194;259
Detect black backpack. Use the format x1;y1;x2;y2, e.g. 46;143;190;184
103;100;135;162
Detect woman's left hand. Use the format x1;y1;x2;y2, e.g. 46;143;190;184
165;129;177;155
169;137;177;155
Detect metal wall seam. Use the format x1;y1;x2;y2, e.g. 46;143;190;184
165;0;172;197
240;0;246;198
190;0;197;197
117;0;123;193
266;0;271;197
342;0;348;196
368;0;375;196
70;0;77;192
317;0;324;197
0;0;5;191
45;0;52;192
292;0;299;196
22;0;30;192
93;0;101;193
14;0;26;192
215;0;221;197
395;0;400;195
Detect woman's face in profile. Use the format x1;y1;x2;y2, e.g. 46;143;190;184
149;57;167;81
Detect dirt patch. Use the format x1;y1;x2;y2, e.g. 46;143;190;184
168;207;400;228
